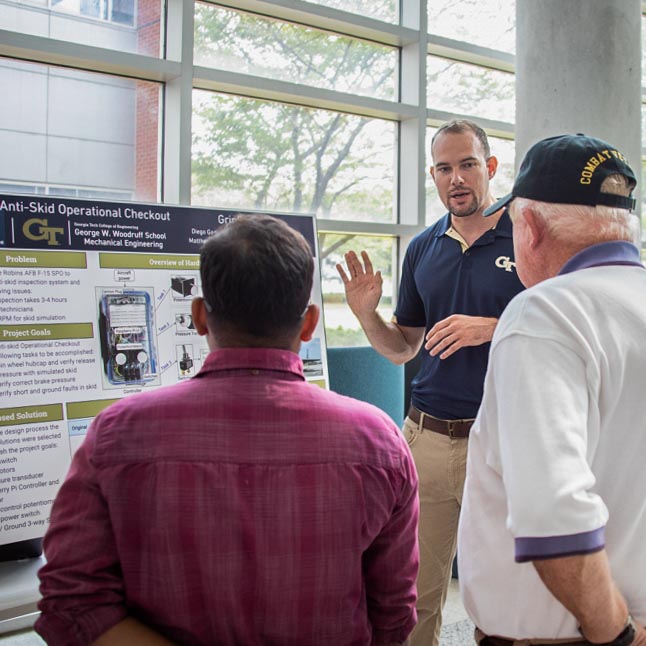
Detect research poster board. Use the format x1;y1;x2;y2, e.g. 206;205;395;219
0;194;328;557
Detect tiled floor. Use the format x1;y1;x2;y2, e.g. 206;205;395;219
440;578;475;644
0;581;474;646
0;631;43;646
444;577;470;625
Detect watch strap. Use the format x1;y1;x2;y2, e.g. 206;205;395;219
579;615;636;646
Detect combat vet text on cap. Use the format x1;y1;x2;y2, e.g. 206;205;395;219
484;133;636;217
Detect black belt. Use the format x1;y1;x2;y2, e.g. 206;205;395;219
407;406;474;439
481;637;585;646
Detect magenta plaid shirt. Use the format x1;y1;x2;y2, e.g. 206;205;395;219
37;348;419;645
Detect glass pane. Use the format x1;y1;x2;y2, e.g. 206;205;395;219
305;0;398;23
0;182;41;194
0;0;162;55
195;3;397;101
425;128;514;224
0;58;161;202
319;232;395;346
192;91;396;223
428;0;515;54
488;137;515;202
642;15;646;92
427;56;515;123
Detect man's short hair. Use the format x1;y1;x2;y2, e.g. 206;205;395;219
431;119;491;158
200;214;314;338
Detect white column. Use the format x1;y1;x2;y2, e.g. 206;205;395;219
515;0;641;187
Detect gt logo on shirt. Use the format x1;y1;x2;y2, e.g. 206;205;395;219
495;256;516;272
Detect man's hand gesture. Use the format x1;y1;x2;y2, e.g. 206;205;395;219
336;250;383;319
424;314;497;359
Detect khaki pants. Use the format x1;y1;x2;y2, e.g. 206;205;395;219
402;416;468;646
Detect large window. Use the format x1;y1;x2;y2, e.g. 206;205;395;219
51;0;136;26
0;0;522;346
195;3;398;100
0;0;162;55
191;92;396;223
319;233;396;346
0;57;161;201
428;0;515;54
427;57;514;123
305;0;399;24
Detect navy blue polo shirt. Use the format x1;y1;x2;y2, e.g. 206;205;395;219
395;210;524;419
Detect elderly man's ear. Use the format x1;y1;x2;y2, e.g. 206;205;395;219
519;206;546;250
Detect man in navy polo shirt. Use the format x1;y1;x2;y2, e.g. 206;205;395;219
337;119;524;646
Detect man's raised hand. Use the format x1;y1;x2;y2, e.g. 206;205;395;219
336;250;383;319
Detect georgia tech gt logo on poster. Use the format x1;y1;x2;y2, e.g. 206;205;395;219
22;218;65;246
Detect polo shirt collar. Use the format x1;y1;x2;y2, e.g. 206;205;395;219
196;347;305;380
434;209;513;244
559;241;642;275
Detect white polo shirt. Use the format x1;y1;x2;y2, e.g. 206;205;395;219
458;241;646;638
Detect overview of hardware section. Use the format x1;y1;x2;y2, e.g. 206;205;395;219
0;194;328;556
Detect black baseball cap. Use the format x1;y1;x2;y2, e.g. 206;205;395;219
484;133;636;216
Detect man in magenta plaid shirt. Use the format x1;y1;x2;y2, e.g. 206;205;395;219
36;214;419;646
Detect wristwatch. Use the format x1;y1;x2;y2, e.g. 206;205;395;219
579;615;636;646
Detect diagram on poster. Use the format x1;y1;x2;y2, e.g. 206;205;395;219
0;195;328;559
170;276;198;299
97;288;159;388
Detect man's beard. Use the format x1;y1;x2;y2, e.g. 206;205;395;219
449;194;479;217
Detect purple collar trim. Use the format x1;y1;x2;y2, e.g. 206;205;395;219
558;241;642;276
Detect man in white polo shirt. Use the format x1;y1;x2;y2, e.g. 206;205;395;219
458;133;646;645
